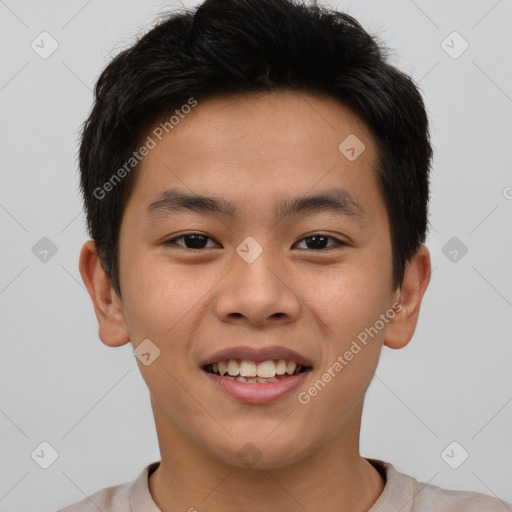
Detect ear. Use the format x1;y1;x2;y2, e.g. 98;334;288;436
78;240;130;347
384;244;431;350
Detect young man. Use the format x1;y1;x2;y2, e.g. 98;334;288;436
59;0;511;510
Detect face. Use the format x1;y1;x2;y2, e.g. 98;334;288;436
116;91;399;469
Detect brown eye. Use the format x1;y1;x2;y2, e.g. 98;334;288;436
163;232;345;251
164;233;220;250
293;234;344;250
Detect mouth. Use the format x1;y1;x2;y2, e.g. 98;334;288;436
199;346;314;404
203;359;311;383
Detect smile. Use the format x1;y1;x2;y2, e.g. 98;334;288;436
204;359;309;383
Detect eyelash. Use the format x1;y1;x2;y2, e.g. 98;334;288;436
163;232;346;251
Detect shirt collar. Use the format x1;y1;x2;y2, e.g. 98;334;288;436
129;461;161;512
129;458;416;512
366;458;416;512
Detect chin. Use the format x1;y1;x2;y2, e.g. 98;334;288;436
208;433;309;471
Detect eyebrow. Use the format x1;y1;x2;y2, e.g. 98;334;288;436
146;187;368;224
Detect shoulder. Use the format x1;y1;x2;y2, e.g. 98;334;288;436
413;480;512;512
367;458;512;512
57;462;160;512
57;481;131;512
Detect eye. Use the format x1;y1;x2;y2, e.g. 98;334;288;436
164;233;220;250
293;233;345;250
163;232;346;251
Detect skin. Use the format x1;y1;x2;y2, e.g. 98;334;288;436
79;90;431;512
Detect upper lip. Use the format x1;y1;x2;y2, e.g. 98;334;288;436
201;345;314;368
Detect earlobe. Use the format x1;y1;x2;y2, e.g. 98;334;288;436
383;245;431;350
78;240;131;347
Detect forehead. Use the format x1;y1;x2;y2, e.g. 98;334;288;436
127;90;384;224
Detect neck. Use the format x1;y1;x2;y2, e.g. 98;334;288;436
148;399;385;512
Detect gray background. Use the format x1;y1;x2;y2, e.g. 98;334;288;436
1;0;511;510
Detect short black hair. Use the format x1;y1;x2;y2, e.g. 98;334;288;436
79;0;432;297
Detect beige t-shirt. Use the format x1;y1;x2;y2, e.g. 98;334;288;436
57;458;511;511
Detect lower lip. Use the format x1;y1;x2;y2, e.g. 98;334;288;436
201;369;311;404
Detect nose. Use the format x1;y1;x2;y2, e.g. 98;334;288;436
212;250;302;327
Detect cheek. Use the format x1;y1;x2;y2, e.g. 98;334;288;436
299;271;389;423
120;252;217;341
299;255;392;340
313;256;392;398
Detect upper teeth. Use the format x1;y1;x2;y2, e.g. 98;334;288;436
213;359;299;378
